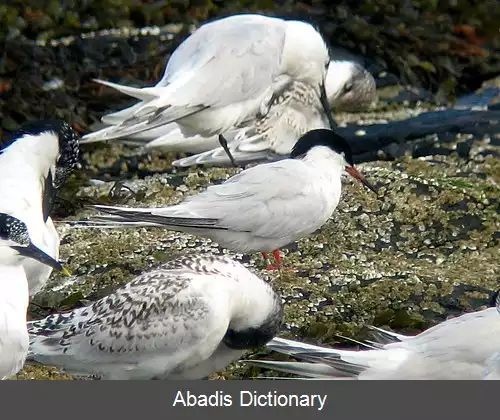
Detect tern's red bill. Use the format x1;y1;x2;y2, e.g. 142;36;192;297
345;166;378;194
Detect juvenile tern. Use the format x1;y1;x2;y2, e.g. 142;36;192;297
0;120;80;295
249;302;500;379
0;212;67;379
80;61;376;163
27;254;284;380
73;129;377;269
79;14;335;165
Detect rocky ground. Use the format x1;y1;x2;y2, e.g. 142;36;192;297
1;1;498;380
15;102;500;380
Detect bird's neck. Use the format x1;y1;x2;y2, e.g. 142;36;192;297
302;146;345;180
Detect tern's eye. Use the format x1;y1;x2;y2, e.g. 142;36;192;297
343;83;353;94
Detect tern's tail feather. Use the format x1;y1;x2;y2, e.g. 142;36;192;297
365;325;409;343
244;360;350;379
68;204;223;231
79;125;124;144
252;336;410;379
67;216;158;229
86;79;208;142
100;102;145;125
27;312;78;359
93;79;159;101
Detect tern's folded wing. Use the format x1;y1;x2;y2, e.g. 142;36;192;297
27;269;231;377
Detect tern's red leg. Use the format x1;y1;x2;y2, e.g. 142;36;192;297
263;249;283;271
273;249;283;266
262;252;278;270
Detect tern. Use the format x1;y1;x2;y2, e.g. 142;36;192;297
248;299;500;379
0;120;80;296
79;14;336;165
27;254;283;380
0;212;67;379
80;61;376;162
72;129;377;269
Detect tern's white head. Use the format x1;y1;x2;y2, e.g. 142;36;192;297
0;212;64;272
216;256;284;350
326;61;377;111
290;129;378;193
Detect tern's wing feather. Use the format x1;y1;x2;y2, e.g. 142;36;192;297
390;308;500;358
159;15;287;108
150;160;334;238
27;269;231;378
82;101;208;142
106;18;288;138
76;161;335;240
82;16;288;142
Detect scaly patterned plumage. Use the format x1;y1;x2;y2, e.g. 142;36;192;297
27;254;283;379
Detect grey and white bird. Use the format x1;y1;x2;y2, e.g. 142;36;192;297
78;13;336;165
249;300;500;379
80;60;376;163
27;254;283;380
0;212;66;379
0;120;80;296
72;129;377;269
172;61;376;167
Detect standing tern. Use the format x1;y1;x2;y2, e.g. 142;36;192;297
79;14;336;165
0;120;80;295
248;300;500;379
0;212;67;379
27;254;284;380
72;129;377;269
80;61;376;162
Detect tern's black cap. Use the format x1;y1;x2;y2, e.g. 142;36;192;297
290;128;354;166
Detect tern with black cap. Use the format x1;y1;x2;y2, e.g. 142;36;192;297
0;213;68;379
72;128;377;269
